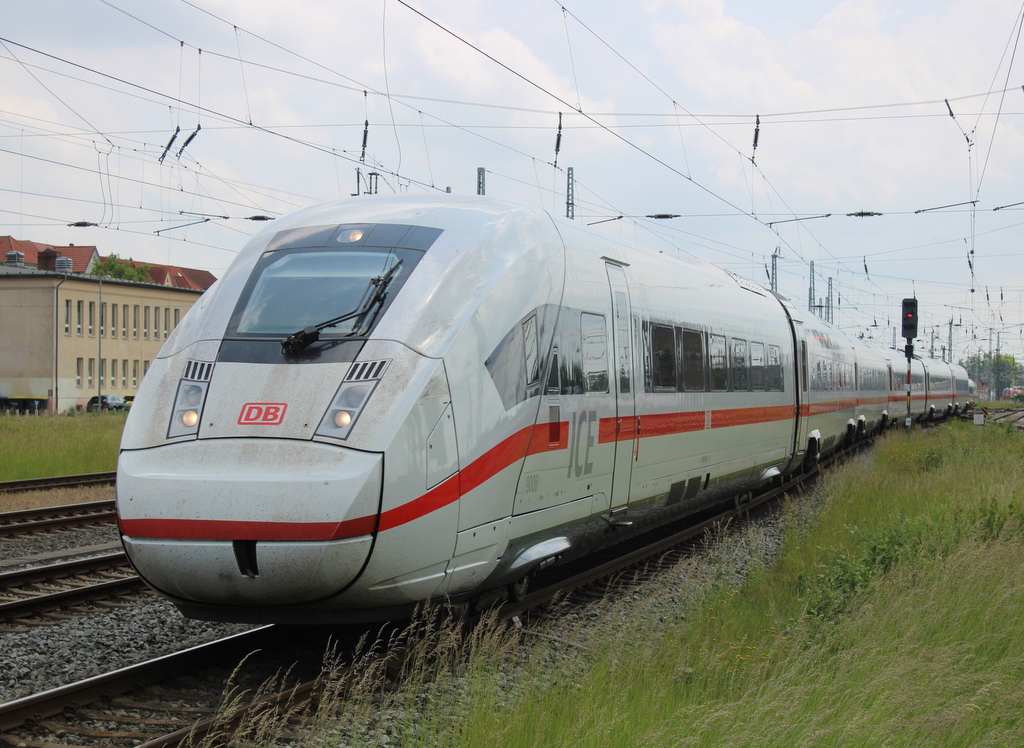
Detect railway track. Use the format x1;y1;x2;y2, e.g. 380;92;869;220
0;472;117;494
0;442;853;747
0;500;116;539
985;407;1024;428
0;550;146;624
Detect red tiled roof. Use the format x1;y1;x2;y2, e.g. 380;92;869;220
0;236;97;273
2;236;217;290
120;259;217;290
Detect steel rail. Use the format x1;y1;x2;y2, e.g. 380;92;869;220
0;551;144;620
0;626;278;735
0;550;128;586
0;472;117;494
0;499;116;537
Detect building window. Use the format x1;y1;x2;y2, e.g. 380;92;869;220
88;302;95;336
121;359;128;389
64;299;71;335
110;305;118;339
77;300;83;335
173;308;180;328
76;358;83;388
109;359;117;388
99;359;105;388
164;307;170;338
133;305;139;338
143;307;150;339
88;358;95;387
132;360;138;388
143;360;150;377
154;306;160;339
122;304;129;338
99;302;106;337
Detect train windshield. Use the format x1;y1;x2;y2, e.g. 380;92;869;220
227;246;422;339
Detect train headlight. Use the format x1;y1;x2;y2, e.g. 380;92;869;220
168;379;209;439
181;384;204;407
339;384;370;408
316;379;379;440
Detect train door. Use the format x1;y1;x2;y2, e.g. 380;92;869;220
604;262;636;513
795;331;810;458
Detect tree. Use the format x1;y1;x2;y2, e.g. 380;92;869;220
959;351;1021;397
90;253;153;283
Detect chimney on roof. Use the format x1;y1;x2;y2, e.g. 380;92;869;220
38;249;58;271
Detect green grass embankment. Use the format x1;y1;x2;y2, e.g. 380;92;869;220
287;420;1024;747
0;413;126;481
450;421;1024;747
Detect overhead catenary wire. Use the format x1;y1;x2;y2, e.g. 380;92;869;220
3;4;1024;357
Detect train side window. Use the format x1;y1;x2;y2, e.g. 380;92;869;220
767;345;783;391
682;329;705;391
710;335;728;391
800;341;808;392
546;347;561;394
650;324;677;392
732;338;749;391
581;313;609;393
750;342;765;391
523;314;540;386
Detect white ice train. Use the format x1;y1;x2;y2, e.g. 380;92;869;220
115;196;972;623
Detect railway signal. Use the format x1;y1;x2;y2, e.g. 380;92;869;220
902;297;918;426
901;298;918;340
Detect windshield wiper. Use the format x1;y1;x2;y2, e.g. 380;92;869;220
281;260;403;355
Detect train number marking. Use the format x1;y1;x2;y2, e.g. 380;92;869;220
238;402;288;425
567;409;597;478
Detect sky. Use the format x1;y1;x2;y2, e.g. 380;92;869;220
2;0;1023;365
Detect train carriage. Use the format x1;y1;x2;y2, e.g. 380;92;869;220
115;195;970;624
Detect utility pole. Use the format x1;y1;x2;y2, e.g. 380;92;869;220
477;167;485;196
948;319;953;364
808;261;815;314
566;167;575;219
770;247;780;293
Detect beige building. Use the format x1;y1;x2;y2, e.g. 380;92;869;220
0;266;206;413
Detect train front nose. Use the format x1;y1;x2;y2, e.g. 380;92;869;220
116;439;381;606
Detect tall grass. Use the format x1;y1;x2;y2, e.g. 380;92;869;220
278;421;1024;747
0;413;126;480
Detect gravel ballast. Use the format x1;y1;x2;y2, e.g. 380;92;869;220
0;525;255;704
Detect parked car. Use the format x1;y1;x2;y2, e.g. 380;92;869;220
86;395;126;411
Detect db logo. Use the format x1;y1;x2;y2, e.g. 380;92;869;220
238;402;288;425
